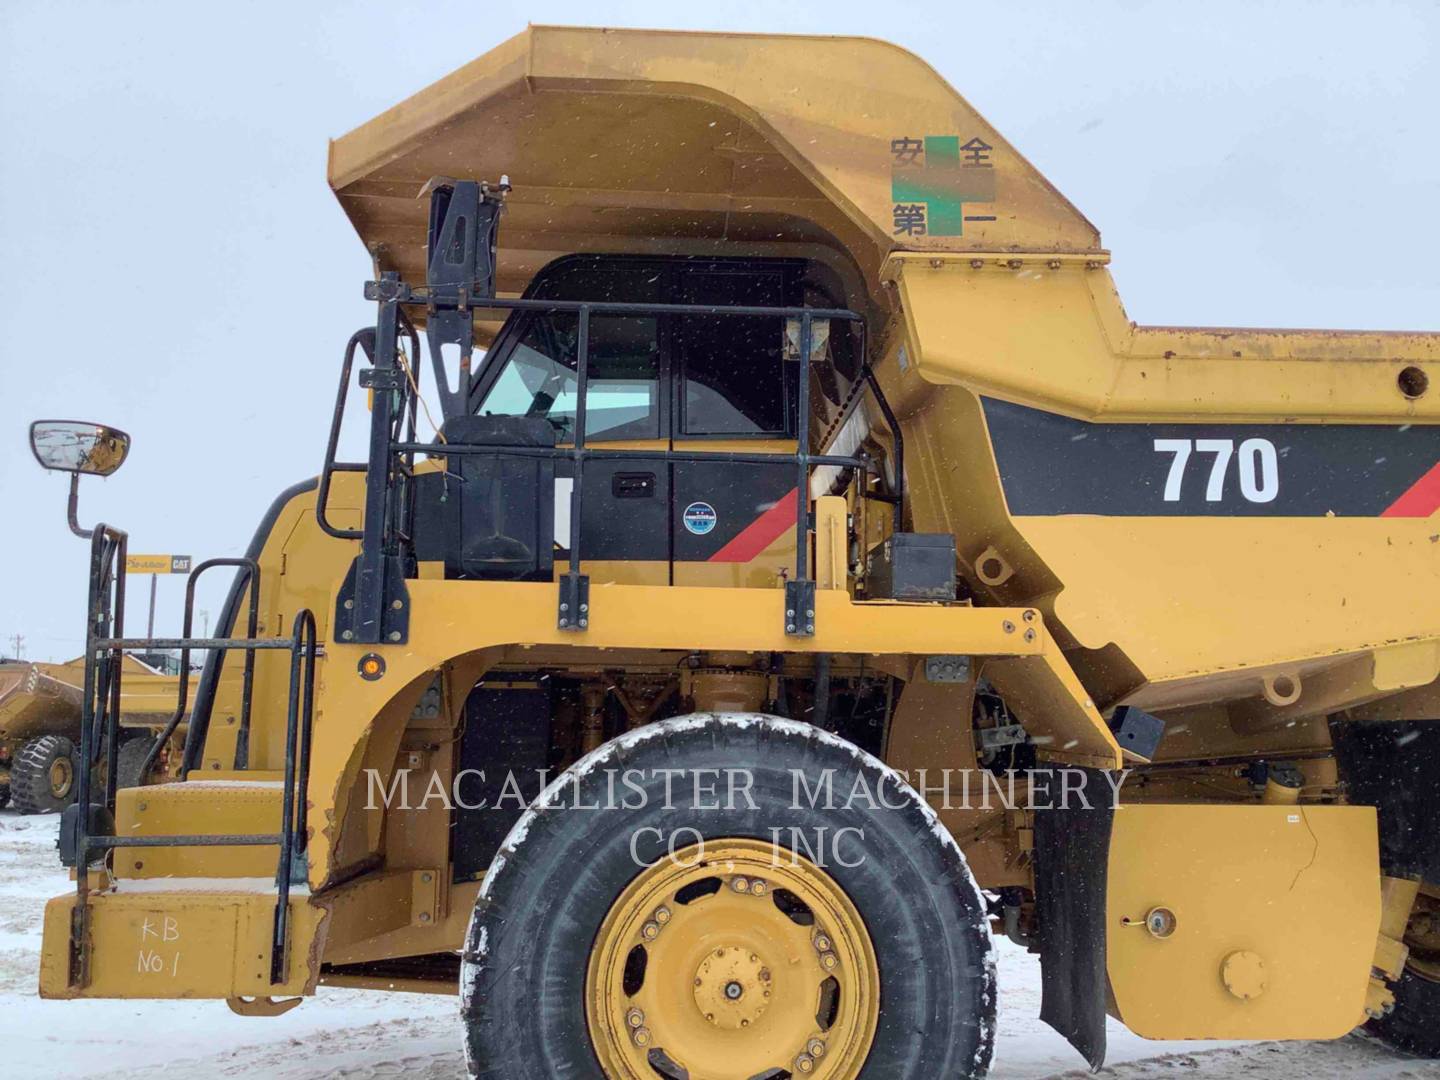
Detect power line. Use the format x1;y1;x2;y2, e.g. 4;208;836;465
9;633;23;661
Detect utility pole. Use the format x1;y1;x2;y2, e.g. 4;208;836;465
9;634;23;661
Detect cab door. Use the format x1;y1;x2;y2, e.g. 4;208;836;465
669;267;801;589
472;263;672;586
471;257;814;589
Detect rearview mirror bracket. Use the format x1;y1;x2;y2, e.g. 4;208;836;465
66;473;93;539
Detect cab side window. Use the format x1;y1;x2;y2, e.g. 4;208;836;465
478;313;661;441
474;260;811;441
676;270;795;438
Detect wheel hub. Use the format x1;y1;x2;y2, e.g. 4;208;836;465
586;838;878;1080
49;756;73;798
693;946;771;1029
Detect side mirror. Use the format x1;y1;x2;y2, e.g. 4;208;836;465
29;420;131;477
29;420;132;539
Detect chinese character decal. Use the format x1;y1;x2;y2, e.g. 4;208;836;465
892;204;928;236
890;134;998;237
890;136;925;166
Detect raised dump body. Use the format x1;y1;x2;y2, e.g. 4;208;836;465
331;26;1440;733
35;26;1440;1078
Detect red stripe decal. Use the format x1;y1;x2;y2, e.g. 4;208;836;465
708;488;800;563
1382;462;1440;518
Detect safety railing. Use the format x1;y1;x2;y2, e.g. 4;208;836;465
66;525;317;990
322;279;907;647
136;556;261;782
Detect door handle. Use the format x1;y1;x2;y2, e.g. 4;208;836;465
612;472;656;498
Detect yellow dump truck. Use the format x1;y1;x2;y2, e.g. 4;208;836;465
0;656;189;813
30;27;1440;1078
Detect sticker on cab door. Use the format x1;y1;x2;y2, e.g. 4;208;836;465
682;502;718;535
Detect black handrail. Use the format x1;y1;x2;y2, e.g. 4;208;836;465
383;289;862;320
272;608;317;985
316;330;375;540
69;523;126;987
794;311;813;585
862;361;906;534
568;305;590;589
140;557;262;783
318;319;421;541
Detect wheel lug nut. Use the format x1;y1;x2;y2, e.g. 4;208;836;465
732;876;750;893
626;1008;645;1029
813;933;831;952
808;1038;827;1057
795;1053;815;1073
750;879;767;896
633;1027;651;1047
820;952;838;969
654;906;672;924
642;921;660;940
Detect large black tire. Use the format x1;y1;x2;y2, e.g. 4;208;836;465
1368;967;1440;1056
11;734;77;815
461;713;996;1079
115;734;158;791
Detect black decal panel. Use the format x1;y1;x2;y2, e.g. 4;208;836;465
982;398;1440;517
672;460;795;563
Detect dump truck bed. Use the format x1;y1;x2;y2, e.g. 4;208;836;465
0;658;192;742
326;25;1440;726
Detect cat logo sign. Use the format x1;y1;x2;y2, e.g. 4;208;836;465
125;554;192;574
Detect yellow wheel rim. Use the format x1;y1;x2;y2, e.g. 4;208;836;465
49;755;73;798
586;838;879;1080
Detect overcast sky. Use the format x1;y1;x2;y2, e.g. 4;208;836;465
1;0;1436;660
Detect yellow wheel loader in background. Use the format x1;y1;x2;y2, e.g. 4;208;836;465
29;27;1440;1078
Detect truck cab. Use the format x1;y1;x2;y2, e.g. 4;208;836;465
440;253;864;589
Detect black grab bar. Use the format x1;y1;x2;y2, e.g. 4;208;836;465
139;557;262;783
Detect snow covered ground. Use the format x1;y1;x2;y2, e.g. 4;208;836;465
3;808;1437;1079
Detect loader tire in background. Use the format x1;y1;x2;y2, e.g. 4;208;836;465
115;734;158;791
461;713;996;1080
1368;967;1440;1058
11;734;77;814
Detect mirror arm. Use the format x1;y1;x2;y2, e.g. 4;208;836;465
67;473;94;540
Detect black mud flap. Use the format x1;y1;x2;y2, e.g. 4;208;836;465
1330;718;1440;883
1033;767;1116;1070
